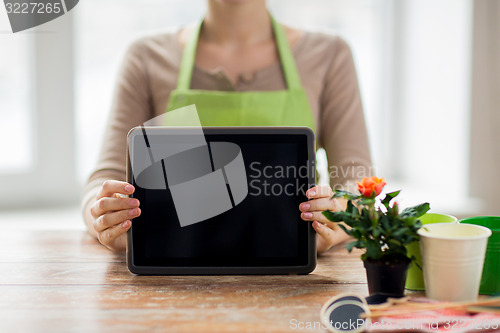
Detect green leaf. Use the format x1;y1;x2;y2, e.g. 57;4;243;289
322;210;355;224
332;191;347;199
388;238;402;247
337;223;351;236
347;200;359;216
414;220;423;229
350;228;363;240
358;198;375;206
389;202;399;216
392;246;408;258
322;210;345;222
345;241;357;252
322;210;338;222
412;202;431;218
332;190;360;200
405;234;419;244
400;203;430;219
365;239;382;260
380;215;391;231
392;227;410;238
403;216;416;227
381;190;401;208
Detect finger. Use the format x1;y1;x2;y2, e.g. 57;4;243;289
301;210;338;225
313;221;336;253
97;220;132;249
96;180;135;200
91;197;140;218
93;208;141;233
299;197;343;212
306;185;333;199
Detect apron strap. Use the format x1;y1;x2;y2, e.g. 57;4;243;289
270;16;302;90
176;14;302;91
176;20;202;91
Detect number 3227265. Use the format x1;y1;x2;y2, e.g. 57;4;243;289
5;2;62;14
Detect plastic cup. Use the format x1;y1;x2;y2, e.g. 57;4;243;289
460;216;500;295
405;213;458;291
418;223;491;302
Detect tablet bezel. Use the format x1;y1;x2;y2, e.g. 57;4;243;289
126;126;316;275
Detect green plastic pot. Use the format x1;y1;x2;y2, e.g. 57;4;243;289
405;213;458;291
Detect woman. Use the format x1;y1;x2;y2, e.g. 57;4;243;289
82;0;372;253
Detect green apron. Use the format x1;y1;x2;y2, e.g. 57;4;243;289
165;16;315;131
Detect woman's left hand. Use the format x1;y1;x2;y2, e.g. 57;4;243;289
299;185;350;254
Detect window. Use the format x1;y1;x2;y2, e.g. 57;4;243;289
385;0;475;214
0;11;32;172
0;12;77;208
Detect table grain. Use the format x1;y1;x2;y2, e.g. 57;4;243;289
0;230;368;333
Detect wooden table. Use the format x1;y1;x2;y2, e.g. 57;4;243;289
0;230;368;332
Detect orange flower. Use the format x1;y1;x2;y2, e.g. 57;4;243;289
357;177;386;198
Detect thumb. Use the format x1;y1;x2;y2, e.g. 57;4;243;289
312;221;336;254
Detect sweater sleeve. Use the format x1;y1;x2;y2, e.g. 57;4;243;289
318;37;372;192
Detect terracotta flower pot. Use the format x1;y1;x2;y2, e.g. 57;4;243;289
363;259;410;297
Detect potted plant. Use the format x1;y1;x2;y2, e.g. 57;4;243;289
323;177;430;297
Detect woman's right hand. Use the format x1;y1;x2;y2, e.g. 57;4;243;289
89;180;141;252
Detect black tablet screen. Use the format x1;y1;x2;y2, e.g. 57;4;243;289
129;131;314;268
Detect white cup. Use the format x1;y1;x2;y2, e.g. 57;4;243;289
418;223;492;302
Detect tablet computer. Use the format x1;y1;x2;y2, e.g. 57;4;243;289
126;127;316;274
